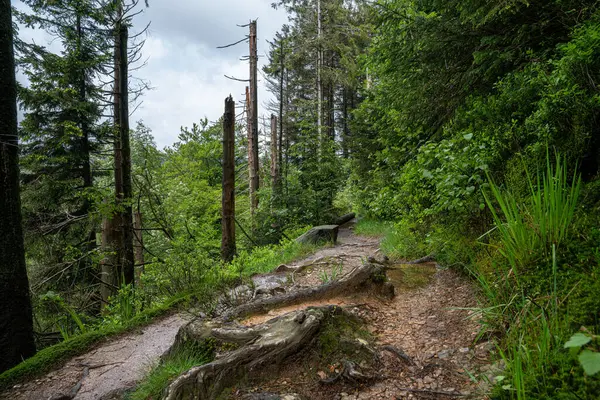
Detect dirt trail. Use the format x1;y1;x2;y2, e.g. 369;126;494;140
2;222;492;400
229;222;493;399
1;313;187;400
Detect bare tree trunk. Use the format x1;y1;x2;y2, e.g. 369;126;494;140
248;21;259;219
222;96;236;263
342;87;349;158
316;0;323;142
76;12;97;284
133;211;144;286
278;38;284;175
112;3;134;287
270;114;278;189
118;22;134;285
0;1;36;372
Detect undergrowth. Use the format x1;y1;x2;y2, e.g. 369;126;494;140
365;154;600;398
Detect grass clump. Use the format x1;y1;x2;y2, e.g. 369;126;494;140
127;339;215;400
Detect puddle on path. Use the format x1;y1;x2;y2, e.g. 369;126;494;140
386;262;437;290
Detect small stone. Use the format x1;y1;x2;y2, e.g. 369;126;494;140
423;376;434;384
459;347;470;353
438;349;453;359
317;370;327;380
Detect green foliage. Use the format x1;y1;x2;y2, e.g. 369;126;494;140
353;219;393;237
38;291;87;340
482;154;581;276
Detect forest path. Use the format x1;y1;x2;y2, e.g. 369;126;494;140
228;221;494;400
2;221;492;400
1;313;188;400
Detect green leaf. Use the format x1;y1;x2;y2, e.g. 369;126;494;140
422;170;433;179
578;350;600;375
564;333;592;348
463;133;473;141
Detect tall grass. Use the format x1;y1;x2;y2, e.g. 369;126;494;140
476;153;581;398
482;153;581;274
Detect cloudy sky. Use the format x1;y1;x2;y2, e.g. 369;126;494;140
16;0;290;149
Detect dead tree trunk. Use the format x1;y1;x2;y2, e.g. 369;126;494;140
112;6;134;287
278;38;285;175
316;0;323;141
133;211;144;285
118;22;134;285
221;96;236;263
248;21;259;219
270;114;278;189
342;88;349;158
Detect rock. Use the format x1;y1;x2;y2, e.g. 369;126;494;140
296;225;339;245
333;213;356;226
317;370;327;380
437;349;453;359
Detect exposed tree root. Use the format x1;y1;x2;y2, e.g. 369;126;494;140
221;262;391;322
163;262;391;400
164;306;346;400
380;345;415;366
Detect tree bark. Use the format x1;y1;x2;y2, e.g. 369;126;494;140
0;0;36;372
100;214;118;307
278;38;284;175
222;96;236;263
270;114;278;189
112;3;134;287
248;21;259;219
317;0;323;142
133;211;144;286
118;22;134;285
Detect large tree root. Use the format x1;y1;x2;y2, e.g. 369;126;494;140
163;262;391;400
164;306;346;400
221;262;392;322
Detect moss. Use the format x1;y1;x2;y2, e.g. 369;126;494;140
317;310;372;360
